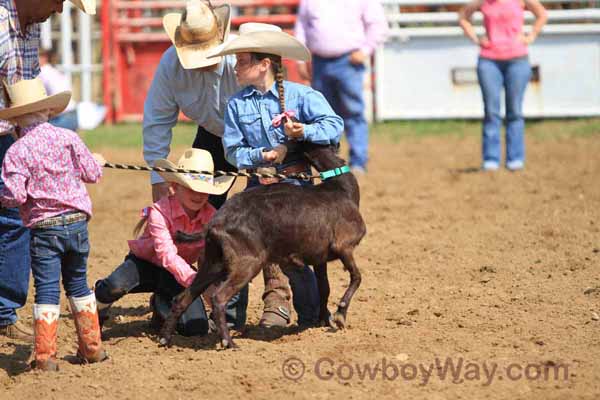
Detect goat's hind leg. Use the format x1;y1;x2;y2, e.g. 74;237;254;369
159;272;222;346
211;270;254;350
334;252;362;330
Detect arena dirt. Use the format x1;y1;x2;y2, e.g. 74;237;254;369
1;133;599;399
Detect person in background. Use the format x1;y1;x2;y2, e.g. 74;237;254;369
39;48;78;131
0;0;97;342
294;0;388;174
459;0;547;171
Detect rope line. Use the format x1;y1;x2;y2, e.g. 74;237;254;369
103;162;320;181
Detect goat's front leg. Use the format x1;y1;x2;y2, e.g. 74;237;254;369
313;264;335;329
334;251;362;330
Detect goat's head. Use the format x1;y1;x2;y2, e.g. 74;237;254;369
301;143;346;172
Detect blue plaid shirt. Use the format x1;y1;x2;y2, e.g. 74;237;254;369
0;0;41;134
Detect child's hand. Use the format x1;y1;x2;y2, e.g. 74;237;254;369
93;153;106;166
262;150;279;162
284;119;304;139
257;167;280;185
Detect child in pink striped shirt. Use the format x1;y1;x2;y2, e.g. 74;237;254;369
0;78;107;371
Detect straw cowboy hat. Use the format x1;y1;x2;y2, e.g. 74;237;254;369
154;149;235;195
70;0;96;15
163;0;232;69
208;22;311;62
0;78;70;120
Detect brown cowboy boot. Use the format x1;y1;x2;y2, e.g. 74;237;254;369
0;318;34;341
31;304;60;371
259;264;292;328
69;294;108;364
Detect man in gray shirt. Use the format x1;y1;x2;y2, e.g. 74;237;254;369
144;1;239;208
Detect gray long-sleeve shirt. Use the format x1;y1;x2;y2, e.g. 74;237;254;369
142;46;240;184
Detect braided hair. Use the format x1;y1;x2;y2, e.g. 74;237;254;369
250;52;293;123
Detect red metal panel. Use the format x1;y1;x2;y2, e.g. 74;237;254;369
103;0;303;122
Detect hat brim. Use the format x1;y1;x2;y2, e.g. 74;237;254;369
0;91;71;120
154;159;235;196
208;31;311;62
163;5;231;69
69;0;96;15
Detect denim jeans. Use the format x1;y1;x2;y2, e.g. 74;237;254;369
0;135;31;326
246;178;320;326
49;110;78;132
312;53;369;170
477;56;532;170
30;219;92;305
94;253;249;334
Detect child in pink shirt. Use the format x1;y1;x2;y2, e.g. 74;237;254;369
94;149;248;336
0;78;107;371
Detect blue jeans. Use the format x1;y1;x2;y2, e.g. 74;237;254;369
477;56;532;170
49;110;78;131
246;177;320;326
30;219;92;305
312;53;368;169
0;135;31;326
94;253;249;334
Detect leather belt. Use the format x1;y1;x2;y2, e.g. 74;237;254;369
280;161;310;176
32;212;88;229
249;161;310;177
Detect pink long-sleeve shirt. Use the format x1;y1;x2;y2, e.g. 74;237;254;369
0;122;102;227
294;0;388;58
128;195;216;288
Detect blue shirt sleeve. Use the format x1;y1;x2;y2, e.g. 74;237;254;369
223;99;266;169
299;89;344;145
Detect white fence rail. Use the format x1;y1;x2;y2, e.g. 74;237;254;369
375;0;600;120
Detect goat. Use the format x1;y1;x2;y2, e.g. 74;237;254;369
159;143;366;349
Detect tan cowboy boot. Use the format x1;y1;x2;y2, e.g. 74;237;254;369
69;294;108;364
31;304;60;371
0;318;34;341
259;264;292;328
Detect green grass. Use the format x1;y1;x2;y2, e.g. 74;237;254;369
373;118;600;142
81;118;600;149
81;122;198;150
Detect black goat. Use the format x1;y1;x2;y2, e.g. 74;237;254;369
159;144;366;349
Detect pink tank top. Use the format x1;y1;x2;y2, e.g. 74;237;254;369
480;0;528;60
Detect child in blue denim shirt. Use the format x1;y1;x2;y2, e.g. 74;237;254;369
211;23;344;328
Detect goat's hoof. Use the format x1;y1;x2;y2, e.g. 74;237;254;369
333;312;346;330
320;315;337;330
220;339;239;350
158;337;171;348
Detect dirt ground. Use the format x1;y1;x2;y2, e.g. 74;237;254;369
1;133;599;399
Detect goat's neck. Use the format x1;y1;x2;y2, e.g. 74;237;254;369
316;163;360;206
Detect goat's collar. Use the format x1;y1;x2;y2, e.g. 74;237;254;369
320;165;351;181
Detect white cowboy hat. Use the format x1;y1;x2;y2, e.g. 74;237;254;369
70;0;96;15
154;149;235;195
208;22;311;62
163;1;232;69
0;78;70;120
